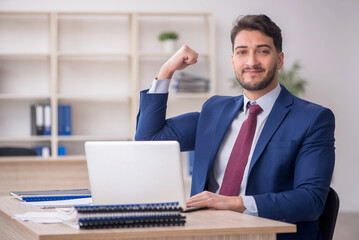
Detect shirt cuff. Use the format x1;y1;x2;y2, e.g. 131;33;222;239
242;196;258;216
148;78;171;94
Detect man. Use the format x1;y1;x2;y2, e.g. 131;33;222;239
135;15;335;240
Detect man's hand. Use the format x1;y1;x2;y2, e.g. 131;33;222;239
186;191;246;213
157;45;198;80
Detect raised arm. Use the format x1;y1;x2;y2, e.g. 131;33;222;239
157;45;198;80
135;46;200;152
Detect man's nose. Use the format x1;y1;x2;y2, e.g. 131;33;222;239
245;52;259;67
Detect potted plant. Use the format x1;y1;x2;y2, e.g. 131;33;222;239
158;31;179;53
277;61;306;96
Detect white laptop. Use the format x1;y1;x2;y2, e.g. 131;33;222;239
85;141;192;210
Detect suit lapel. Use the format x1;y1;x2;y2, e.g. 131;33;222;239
208;96;244;169
248;86;293;174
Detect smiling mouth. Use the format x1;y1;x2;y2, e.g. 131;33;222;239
242;67;265;75
243;69;265;75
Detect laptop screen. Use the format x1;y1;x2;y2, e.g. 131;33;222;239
85;141;187;208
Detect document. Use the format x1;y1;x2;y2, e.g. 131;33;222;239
19;197;92;209
13;212;61;223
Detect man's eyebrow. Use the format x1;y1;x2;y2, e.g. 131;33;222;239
234;45;247;50
257;44;272;49
234;44;272;51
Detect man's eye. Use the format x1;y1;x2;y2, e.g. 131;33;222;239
237;50;246;55
258;50;269;54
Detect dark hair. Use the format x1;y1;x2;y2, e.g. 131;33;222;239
231;14;282;52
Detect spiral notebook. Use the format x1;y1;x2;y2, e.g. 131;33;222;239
58;202;186;229
85;141;196;211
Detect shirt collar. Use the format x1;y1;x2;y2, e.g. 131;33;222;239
243;83;282;114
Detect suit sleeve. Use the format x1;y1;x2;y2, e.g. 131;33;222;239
135;90;199;152
253;108;335;223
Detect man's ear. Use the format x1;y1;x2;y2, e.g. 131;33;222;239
231;54;235;71
277;52;284;70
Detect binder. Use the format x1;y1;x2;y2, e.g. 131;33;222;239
58;105;72;135
58;202;186;229
78;216;186;229
43;104;51;135
10;189;91;202
30;104;44;135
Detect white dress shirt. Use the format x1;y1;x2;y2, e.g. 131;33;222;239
148;78;281;215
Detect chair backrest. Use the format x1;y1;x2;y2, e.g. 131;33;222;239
319;187;340;240
0;147;38;156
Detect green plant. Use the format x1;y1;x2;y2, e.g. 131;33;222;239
278;61;306;96
158;32;179;41
229;61;307;97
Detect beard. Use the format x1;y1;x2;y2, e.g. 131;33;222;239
235;62;277;91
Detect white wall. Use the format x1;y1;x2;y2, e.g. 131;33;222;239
1;0;358;212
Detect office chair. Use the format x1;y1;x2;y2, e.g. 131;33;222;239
319;187;340;240
0;147;38;156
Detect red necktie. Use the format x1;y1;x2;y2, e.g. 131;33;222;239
219;104;263;196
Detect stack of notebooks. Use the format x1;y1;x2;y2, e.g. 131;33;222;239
58;202;186;229
172;72;210;93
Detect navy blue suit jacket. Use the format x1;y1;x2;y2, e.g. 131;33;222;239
135;86;335;240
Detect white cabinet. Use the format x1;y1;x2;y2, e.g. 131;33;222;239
0;12;215;159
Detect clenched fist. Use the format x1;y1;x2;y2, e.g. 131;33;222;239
157;45;198;80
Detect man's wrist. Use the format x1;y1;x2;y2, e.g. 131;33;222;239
157;64;175;80
228;196;246;213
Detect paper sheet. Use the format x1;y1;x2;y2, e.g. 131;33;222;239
13;212;62;223
19;197;92;209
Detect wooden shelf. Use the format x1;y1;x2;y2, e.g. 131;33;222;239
57;135;131;142
0;136;51;142
169;92;211;100
139;52;210;58
57;94;130;102
0;155;86;164
0;94;50;100
58;52;130;58
0;11;215;158
0;53;49;58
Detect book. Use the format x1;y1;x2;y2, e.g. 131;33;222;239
58;202;186;229
172;72;210;93
10;189;91;202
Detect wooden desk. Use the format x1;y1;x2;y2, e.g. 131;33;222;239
0;197;296;240
0;157;90;196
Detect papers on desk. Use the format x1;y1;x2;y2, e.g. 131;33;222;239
14;201;187;229
14;197;93;224
13;212;62;223
19;197;92;209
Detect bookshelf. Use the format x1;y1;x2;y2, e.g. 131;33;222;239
0;12;216;159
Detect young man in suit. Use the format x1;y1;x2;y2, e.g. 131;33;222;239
135;14;335;240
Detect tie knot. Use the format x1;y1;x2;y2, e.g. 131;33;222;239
248;104;262;116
